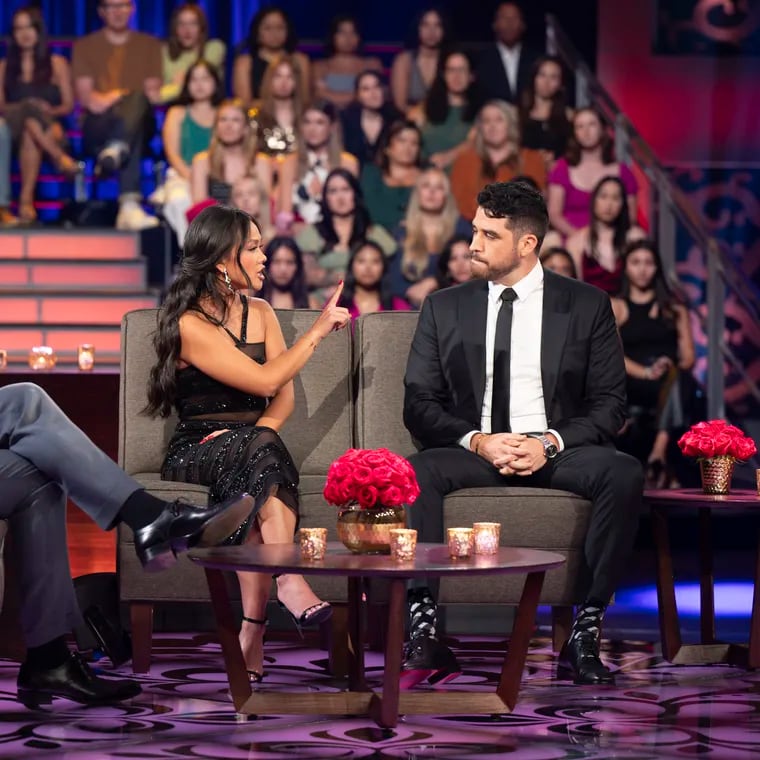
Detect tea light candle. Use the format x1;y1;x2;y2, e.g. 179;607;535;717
29;346;56;371
299;527;327;560
78;343;95;371
389;528;417;561
447;527;473;558
0;349;7;371
473;522;501;555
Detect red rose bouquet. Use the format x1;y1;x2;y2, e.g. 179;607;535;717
677;420;757;462
323;448;420;509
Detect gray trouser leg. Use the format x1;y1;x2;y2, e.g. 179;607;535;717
0;383;141;529
0;451;82;646
0;118;10;206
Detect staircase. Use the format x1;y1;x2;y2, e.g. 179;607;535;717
0;229;160;367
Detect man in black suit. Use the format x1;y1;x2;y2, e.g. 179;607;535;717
402;181;642;687
476;2;541;104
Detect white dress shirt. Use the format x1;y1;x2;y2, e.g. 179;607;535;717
459;261;565;451
497;42;521;97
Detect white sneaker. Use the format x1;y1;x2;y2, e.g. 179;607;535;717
116;200;160;231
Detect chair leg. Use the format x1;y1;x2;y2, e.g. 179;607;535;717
552;605;574;653
130;601;153;673
326;603;348;678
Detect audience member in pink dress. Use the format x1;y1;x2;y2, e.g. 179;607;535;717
566;176;645;295
547;107;638;238
337;240;411;318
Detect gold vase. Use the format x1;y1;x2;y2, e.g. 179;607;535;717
336;504;407;554
699;456;735;495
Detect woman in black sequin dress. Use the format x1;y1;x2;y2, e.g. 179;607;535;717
146;205;351;681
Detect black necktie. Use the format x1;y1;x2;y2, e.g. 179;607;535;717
491;287;517;434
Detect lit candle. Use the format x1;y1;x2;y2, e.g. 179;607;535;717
447;527;473;558
28;346;56;371
756;469;760;497
389;528;417;561
298;527;327;560
78;343;95;371
473;522;501;555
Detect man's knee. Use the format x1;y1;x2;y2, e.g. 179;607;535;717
610;451;644;494
2;381;50;410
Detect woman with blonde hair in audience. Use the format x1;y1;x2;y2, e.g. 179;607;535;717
340;70;402;168
409;48;479;172
548;106;638;238
296;167;395;292
260;236;317;309
391;7;451;115
313;15;382;110
337;240;411;318
190;99;272;207
436;234;473;289
230;174;274;244
251;54;306;159
612;239;695;487
0;5;77;222
159;60;222;245
518;55;572;171
450;100;545;220
360;119;424;232
389;166;469;306
277;100;358;229
160;3;226;104
566;175;645;295
233;6;310;108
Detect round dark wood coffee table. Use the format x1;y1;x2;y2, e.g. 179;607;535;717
645;488;760;669
189;542;565;728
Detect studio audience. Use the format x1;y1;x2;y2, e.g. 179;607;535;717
260;236;316;309
436;233;473;289
540;246;578;278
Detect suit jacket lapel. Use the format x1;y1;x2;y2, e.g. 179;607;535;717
541;271;571;417
461;281;489;411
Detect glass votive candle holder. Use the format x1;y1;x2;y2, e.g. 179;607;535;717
28;346;56;371
756;469;760;496
78;343;95;371
0;349;7;371
473;522;501;555
298;527;327;560
447;527;473;558
389;528;417;561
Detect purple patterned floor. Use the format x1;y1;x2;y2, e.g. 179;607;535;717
2;634;759;759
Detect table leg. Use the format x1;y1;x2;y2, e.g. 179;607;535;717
204;568;252;711
369;577;406;728
652;506;682;661
698;508;716;644
496;570;545;711
347;576;366;691
748;527;760;669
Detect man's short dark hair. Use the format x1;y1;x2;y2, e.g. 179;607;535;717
476;181;548;248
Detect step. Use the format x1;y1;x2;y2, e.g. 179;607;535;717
0;324;123;362
0;292;159;325
0;230;141;261
0;259;147;289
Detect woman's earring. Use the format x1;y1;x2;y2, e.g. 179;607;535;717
222;266;234;293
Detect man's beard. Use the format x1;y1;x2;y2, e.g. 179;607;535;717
470;245;520;281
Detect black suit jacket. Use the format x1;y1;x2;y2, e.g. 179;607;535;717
476;43;541;104
403;269;627;451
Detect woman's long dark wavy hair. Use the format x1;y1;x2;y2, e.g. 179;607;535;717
245;6;298;56
325;14;363;57
338;240;395;311
377;119;424;173
404;6;451;52
518;55;569;142
5;6;52;94
436;233;471;288
423;48;480;125
315;168;371;253
145;205;257;417
260;236;310;308
176;59;225;106
565;106;615;167
618;238;680;324
588;176;630;265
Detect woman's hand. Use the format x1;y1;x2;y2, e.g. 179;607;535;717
308;281;351;341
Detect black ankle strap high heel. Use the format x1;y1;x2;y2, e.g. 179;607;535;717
273;575;333;638
241;616;267;683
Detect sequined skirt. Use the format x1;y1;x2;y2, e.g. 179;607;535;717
161;419;300;544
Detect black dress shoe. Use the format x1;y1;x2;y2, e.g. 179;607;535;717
17;652;141;709
134;493;255;572
558;634;615;685
400;637;462;689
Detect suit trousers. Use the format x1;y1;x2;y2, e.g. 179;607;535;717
408;445;643;604
0;383;140;646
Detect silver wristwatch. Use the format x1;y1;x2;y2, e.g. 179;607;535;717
528;433;559;459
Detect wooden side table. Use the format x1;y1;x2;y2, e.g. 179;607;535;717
645;488;760;668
